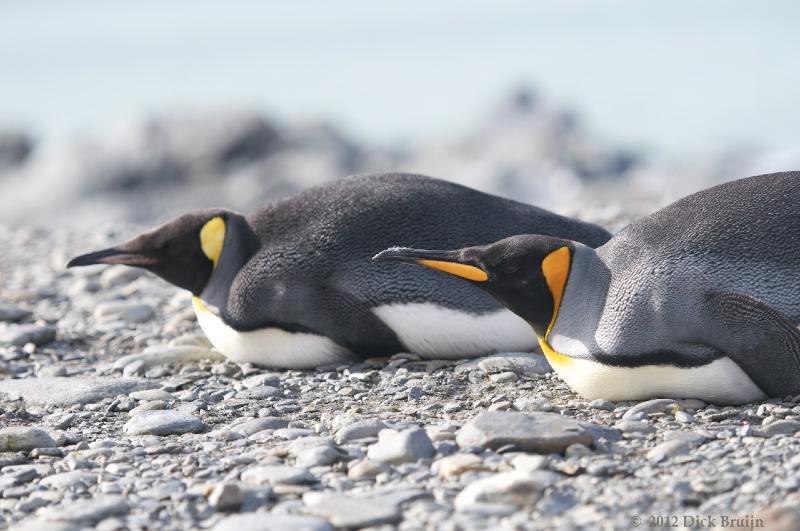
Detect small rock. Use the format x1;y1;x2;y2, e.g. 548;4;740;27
122;410;205;436
129;389;173;401
296;445;341;468
675;411;694;424
236;385;282;400
304;492;402;528
470;352;552;376
510;454;549;472
0;302;32;322
622;399;676;419
112;346;224;371
564;443;592;458
348;459;389;480
615;420;656;434
93;301;154;323
0;377;155;406
0;427;57;451
212;513;332;531
646;439;694;462
456;411;595;453
241;465;315;485
335;419;386;443
434;453;487;478
207;482;244;511
760;419;800;436
0;324;56;346
230;417;288;437
588;399;615;411
454;470;560;510
38;496;129;525
367;427;435;464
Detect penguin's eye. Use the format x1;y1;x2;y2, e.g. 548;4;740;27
501;261;520;275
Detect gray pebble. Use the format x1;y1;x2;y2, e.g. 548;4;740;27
122;410;205;436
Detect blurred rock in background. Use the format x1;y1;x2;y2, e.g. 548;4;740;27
0;87;796;229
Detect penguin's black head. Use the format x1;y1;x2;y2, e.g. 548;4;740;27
67;209;256;296
373;235;574;338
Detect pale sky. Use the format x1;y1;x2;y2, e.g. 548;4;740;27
1;0;798;155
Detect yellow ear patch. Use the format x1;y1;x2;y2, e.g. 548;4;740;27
541;246;571;338
200;217;226;268
417;259;489;282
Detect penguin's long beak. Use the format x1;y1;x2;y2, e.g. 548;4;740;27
67;247;158;268
372;247;488;282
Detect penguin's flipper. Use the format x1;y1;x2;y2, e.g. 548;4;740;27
705;291;800;398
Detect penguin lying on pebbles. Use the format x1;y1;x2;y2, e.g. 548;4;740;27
375;171;800;404
68;173;610;368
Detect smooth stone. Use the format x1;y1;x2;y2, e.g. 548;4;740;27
0;302;32;322
760;420;800;436
0;427;57;451
615;420;656;434
112;346;223;370
454;470;560;510
0;324;56;346
122;410;205;436
295;445;341;468
232;417;289;436
588;399;615;411
366;427;435;464
129;389;173;401
646;439;694;462
207;482;244;511
40;471;98;489
241;465;315;485
93;301;154;323
511;454;549;472
335;419;386;443
434;453;487;478
212;513;332;531
662;430;707;445
457;352;552;376
236;385;282;400
242;373;281;388
348;459;389;480
0;376;155;406
304;492;401;528
38;496;129;525
11;522;80;531
622;399;677;419
456;411;594;453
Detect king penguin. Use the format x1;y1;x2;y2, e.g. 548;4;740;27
375;171;800;404
68;172;611;369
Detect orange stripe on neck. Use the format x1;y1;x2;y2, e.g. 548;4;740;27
540;246;571;339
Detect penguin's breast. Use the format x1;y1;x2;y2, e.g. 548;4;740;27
191;297;353;369
538;338;766;405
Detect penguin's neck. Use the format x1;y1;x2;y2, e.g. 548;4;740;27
198;220;259;314
540;243;611;362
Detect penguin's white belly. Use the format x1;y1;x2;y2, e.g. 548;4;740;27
192;298;353;369
542;346;766;405
372;303;537;359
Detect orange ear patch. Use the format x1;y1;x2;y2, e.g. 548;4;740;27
541;246;571;338
200;217;226;268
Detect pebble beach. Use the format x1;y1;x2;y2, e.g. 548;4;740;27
2;221;800;531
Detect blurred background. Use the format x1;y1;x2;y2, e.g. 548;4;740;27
1;0;798;228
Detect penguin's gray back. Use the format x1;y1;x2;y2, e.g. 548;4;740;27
546;172;800;403
600;171;800;322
